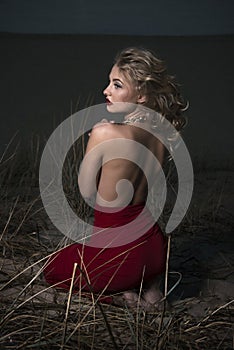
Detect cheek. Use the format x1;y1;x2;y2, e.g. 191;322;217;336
115;90;129;101
123;92;138;103
121;90;136;102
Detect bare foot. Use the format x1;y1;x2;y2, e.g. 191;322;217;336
111;277;165;311
142;277;164;311
112;290;139;308
123;291;139;307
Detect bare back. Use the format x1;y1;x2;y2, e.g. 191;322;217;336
95;123;164;206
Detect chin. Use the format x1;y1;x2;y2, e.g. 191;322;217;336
106;102;137;114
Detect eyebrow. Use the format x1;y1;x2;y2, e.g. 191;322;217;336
109;75;124;84
113;78;123;83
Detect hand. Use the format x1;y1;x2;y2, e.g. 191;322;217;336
93;118;109;128
124;105;150;124
88;119;115;136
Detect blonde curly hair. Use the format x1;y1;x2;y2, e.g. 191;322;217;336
114;47;188;131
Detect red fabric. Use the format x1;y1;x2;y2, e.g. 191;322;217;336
44;203;167;300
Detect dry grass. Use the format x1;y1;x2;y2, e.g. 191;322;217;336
0;135;234;349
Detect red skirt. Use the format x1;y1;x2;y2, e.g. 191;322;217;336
44;203;167;299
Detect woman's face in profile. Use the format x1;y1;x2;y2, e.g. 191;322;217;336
103;65;145;114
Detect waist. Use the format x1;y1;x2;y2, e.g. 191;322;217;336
94;202;148;228
90;202;160;248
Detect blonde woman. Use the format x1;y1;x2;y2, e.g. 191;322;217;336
44;47;187;310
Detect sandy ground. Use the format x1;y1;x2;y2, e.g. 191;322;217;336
166;169;234;317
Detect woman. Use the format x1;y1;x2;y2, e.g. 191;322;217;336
44;47;187;309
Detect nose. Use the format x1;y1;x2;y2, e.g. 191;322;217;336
103;83;110;96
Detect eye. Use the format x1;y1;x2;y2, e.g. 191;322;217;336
114;82;122;89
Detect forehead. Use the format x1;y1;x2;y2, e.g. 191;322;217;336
109;64;132;84
109;65;123;78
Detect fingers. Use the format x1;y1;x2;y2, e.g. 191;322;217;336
88;119;115;136
93;118;108;128
127;105;149;119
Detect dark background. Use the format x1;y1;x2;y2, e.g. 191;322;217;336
1;0;234;168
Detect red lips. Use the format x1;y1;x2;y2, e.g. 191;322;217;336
106;98;112;105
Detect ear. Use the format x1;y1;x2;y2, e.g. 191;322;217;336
137;94;147;104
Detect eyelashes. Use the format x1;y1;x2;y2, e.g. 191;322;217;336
114;82;122;89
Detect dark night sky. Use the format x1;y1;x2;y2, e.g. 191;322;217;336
1;1;234;167
0;0;234;36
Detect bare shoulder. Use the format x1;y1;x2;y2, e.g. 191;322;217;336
90;122;125;141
